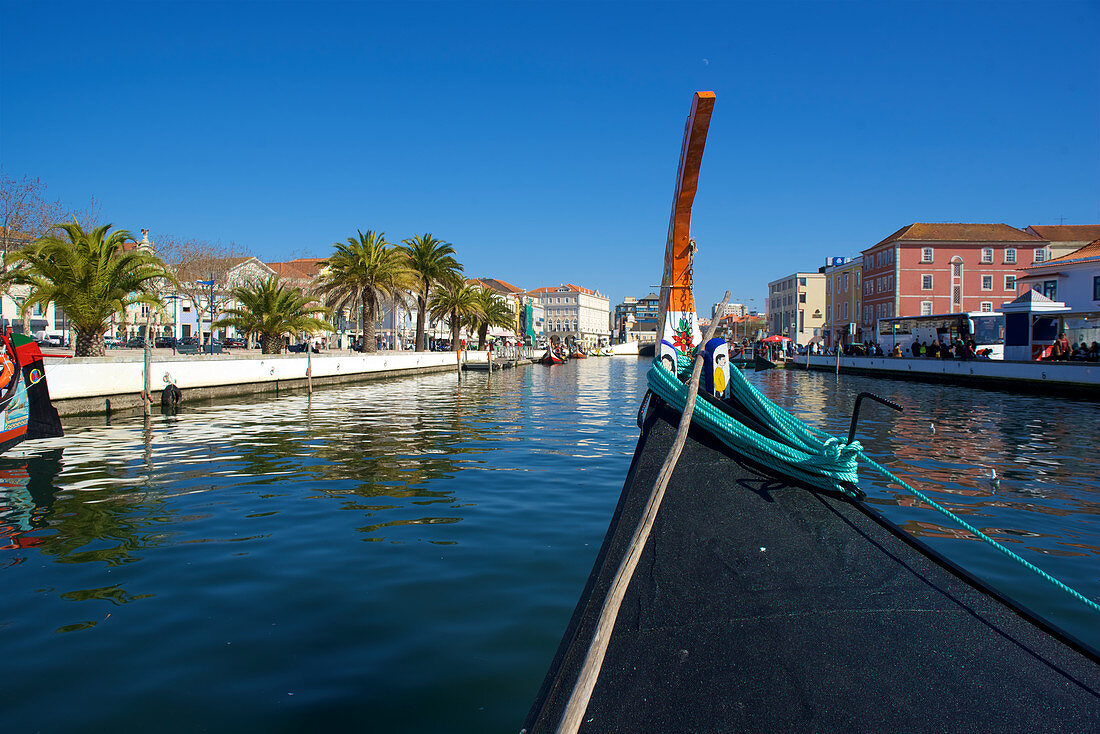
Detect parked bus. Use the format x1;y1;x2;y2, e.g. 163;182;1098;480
876;312;1005;359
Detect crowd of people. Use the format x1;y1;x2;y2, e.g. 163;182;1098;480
800;333;1100;362
1046;333;1100;361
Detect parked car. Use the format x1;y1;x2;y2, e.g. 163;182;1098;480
224;337;246;349
179;336;200;346
103;336;122;349
154;336;176;349
125;337;147;349
287;342;309;353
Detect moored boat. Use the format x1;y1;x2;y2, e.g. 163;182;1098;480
524;92;1100;733
0;332;63;454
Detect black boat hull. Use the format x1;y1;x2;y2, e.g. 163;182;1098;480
524;398;1100;732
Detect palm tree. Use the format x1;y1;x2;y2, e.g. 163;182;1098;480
1;220;175;356
313;230;413;353
215;276;331;354
427;274;483;352
401;233;462;351
470;288;516;350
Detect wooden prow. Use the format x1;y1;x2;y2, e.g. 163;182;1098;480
657;91;715;366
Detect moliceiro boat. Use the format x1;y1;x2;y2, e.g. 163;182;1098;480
0;332;63;454
524;92;1100;732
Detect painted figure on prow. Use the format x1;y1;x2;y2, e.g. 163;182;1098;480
659;339;678;376
703;337;730;400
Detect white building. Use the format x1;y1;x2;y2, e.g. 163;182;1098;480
712;302;745;319
529;283;611;349
1015;239;1100;346
766;272;826;346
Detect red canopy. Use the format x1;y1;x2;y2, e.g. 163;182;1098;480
760;335;790;343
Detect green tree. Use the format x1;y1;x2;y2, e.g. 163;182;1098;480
427;274;483;352
313;230;413;353
401;233;462;351
470;288;516;350
215;276;331;354
1;221;175;356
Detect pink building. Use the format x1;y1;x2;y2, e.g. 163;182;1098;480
860;223;1047;334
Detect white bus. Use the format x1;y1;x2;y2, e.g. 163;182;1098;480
877;312;1005;359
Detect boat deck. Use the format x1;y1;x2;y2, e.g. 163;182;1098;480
525;399;1100;732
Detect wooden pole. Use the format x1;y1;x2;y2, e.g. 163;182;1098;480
142;310;153;417
306;338;313;396
556;290;730;734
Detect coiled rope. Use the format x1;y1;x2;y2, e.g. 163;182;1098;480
647;359;1100;615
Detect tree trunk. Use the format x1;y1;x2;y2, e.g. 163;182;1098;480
75;329;105;357
361;296;376;354
478;325;488;351
261;333;282;354
450;309;462;353
415;285;428;351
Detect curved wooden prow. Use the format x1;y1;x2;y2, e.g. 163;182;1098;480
656;91;715;366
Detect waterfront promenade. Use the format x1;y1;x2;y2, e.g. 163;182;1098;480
791;353;1099;398
42;347;460;417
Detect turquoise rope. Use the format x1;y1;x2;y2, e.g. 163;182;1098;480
646;360;1100;615
648;361;863;497
859;453;1100;615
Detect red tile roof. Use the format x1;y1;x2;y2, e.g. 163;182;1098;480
1022;239;1100;268
868;223;1041;249
471;277;524;294
266;258;324;280
1026;225;1100;242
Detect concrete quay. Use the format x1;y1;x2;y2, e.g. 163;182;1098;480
42;349;459;417
790;353;1100;398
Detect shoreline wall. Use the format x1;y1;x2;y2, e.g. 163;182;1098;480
792;354;1099;398
44;351;459;417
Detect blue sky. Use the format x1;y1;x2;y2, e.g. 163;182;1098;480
2;1;1097;311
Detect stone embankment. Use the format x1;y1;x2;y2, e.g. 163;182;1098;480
43;349;458;417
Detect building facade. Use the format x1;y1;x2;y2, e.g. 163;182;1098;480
860;223;1042;337
1015;239;1100;346
531;283;611;349
1024;225;1100;261
766;272;826;346
712;301;745;319
613;293;658;345
822;256;863;349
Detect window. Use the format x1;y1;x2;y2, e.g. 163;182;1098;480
1043;280;1057;299
1005;275;1016;291
920;301;933;315
799;277;806;286
981;248;993;263
1034;248;1046;263
980;302;993;312
799;293;806;303
1094;276;1100;301
1005;248;1016;264
842;273;849;291
921;247;933;263
981;275;993;290
842;302;848;318
921;274;933;290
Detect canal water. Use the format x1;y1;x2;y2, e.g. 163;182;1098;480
1;359;1097;732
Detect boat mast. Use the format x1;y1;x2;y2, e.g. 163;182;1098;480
656;91;715;367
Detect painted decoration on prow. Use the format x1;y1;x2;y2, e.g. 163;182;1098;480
703;337;730;399
655;91;714;370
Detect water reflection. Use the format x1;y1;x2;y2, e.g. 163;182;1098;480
0;360;1095;733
